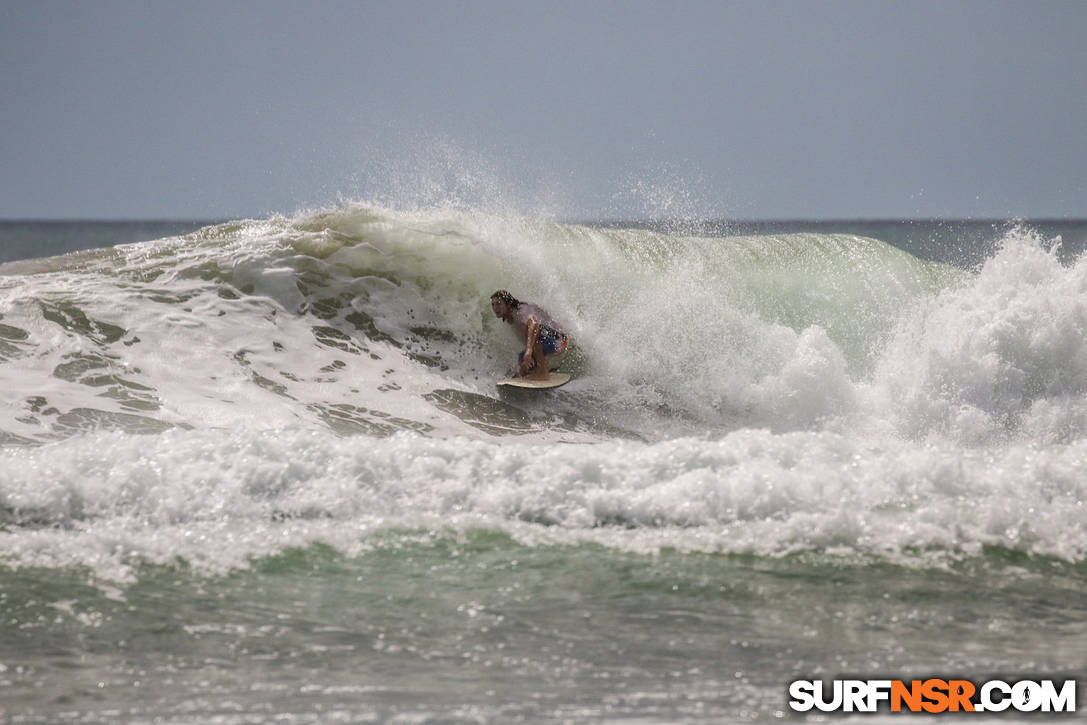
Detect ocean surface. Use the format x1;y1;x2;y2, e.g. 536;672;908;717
1;209;1086;723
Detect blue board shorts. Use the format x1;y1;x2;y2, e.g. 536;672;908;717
518;333;568;369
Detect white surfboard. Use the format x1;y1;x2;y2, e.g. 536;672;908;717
496;373;571;390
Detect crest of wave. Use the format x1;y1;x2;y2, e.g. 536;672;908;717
873;226;1087;445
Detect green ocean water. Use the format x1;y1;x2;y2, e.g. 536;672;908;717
4;533;1086;723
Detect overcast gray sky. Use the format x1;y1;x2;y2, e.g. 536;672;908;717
2;0;1085;220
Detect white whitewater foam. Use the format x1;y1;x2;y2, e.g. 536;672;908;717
1;427;1084;581
872;229;1087;445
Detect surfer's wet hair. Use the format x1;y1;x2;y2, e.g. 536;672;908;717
490;290;520;308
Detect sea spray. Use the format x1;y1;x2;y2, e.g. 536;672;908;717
873;227;1087;445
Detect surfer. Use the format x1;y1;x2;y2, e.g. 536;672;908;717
490;290;568;380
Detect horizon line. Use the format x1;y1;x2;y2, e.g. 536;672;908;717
3;215;1086;225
